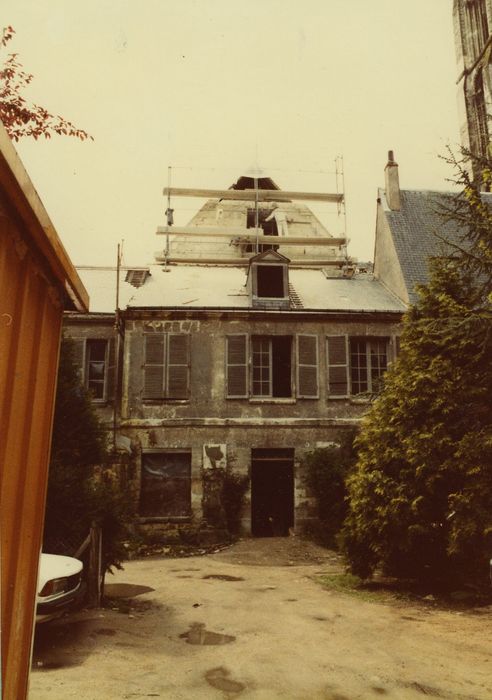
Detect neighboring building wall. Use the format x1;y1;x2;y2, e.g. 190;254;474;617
454;0;492;165
373;195;409;304
64;314;119;427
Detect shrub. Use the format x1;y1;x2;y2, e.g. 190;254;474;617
303;431;357;547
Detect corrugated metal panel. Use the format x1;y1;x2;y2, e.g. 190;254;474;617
0;222;63;699
0;122;88;700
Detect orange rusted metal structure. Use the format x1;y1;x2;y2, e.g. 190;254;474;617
0;122;88;699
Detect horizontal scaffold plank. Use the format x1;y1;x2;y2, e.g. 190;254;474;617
163;186;343;203
153;255;346;266
156;226;346;246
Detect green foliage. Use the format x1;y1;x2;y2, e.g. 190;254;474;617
44;339;133;572
221;471;249;536
202;462;249;537
342;254;492;584
1;26;92;141
303;431;357;547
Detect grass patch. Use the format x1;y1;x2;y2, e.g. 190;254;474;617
316;572;492;610
316;573;411;605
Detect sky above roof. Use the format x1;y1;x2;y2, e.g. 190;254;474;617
4;0;459;267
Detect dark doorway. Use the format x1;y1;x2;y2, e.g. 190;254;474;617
251;449;294;537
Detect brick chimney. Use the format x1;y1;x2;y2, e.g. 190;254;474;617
384;150;401;211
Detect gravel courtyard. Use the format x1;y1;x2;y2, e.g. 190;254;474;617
30;538;492;699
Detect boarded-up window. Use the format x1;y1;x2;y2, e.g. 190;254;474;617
226;334;248;397
140;451;191;517
143;333;190;399
326;336;349;398
297;335;318;398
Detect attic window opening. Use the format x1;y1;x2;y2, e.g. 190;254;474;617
246;208;278;252
257;265;284;298
125;269;150;288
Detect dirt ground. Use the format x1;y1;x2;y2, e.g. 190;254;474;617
30;538;492;700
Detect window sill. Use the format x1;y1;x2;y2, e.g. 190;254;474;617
142;399;189;405
138;515;191;524
249;397;296;405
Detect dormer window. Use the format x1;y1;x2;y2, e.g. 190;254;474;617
248;250;290;309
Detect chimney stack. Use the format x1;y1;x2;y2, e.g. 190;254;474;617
384;150;401;211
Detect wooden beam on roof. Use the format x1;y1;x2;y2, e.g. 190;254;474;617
156;226;346;246
157;225;263;237
153;254;346;266
162;186;343;203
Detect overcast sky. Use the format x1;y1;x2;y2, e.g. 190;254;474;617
3;0;459;267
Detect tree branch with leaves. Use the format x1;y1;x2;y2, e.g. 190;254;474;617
0;25;92;141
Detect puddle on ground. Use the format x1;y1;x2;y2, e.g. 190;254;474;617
104;583;155;599
93;628;117;636
105;598;157;615
205;666;245;694
203;574;244;582
180;622;235;645
400;681;444;697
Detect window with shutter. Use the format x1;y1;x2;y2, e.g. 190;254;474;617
326;336;349;398
350;337;388;394
86;339;108;400
251;335;292;398
106;336;116;401
226;334;248;398
143;334;165;398
167;334;190;398
297;335;318;398
144;333;190;399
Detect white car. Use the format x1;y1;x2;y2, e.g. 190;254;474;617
36;553;84;623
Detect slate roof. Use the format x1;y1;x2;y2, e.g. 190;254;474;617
126;264;405;313
382;189;492;303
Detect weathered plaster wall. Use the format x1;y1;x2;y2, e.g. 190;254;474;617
373;203;409;305
121;422;355;536
122;313;401;423
117;310;401;536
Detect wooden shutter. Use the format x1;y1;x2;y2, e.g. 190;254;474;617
394;335;401;359
106;336;116;401
226;334;248;398
297;335;319;398
326;335;349;397
70;339;86;383
143;333;165;398
167;334;190;398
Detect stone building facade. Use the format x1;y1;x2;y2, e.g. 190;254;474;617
65;167;411;542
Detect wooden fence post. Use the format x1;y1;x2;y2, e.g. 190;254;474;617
87;522;102;607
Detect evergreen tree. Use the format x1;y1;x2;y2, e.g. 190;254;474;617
44;339;132;572
343;155;492;585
